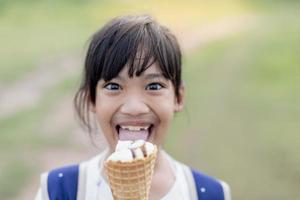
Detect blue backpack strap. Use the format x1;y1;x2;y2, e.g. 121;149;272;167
47;164;79;200
191;168;225;200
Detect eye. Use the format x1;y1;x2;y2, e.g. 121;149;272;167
104;82;122;91
146;83;164;90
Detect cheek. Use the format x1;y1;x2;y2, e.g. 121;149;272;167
152;101;175;146
94;95;118;148
153;95;176;125
94;95;114;126
159;110;174;134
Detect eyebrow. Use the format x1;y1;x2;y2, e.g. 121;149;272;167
113;73;166;81
143;73;166;80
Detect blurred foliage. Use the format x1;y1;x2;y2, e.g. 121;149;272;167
0;0;299;199
169;3;300;198
0;159;33;197
0;0;249;82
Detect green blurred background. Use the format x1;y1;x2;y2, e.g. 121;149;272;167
0;0;299;199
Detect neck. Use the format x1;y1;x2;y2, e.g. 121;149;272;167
149;149;176;200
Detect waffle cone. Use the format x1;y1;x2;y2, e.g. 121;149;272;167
105;147;157;200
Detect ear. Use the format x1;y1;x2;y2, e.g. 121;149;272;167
174;82;185;112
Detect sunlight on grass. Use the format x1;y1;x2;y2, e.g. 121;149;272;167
0;159;33;199
1;1;300;199
0;0;251;83
167;5;300;198
0;75;80;198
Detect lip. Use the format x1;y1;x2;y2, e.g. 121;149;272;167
112;115;158;142
115;119;154;132
115;123;154;141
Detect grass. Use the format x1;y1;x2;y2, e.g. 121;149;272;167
0;159;34;198
166;4;300;199
1;0;300;199
0;2;96;82
0;0;251;83
0;74;79;199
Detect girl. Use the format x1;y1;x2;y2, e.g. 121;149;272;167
35;15;231;200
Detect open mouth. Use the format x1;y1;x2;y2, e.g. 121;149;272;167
116;124;154;141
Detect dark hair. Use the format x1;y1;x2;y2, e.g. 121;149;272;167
74;15;182;133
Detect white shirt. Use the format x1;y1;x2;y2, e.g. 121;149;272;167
35;149;230;200
86;149;196;200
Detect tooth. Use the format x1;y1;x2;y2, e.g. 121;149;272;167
120;125;150;131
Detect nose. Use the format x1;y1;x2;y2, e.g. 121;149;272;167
120;96;150;116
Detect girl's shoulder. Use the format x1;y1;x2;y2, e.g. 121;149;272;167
40;154;231;200
37;154;102;200
189;168;231;200
172;159;231;200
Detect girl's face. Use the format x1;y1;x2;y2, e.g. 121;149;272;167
91;63;184;150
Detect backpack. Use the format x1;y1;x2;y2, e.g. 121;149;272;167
46;164;226;200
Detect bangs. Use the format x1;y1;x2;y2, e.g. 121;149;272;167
101;26;157;81
75;15;182;134
83;15;181;104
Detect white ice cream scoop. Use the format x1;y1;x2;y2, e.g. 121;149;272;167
107;140;156;162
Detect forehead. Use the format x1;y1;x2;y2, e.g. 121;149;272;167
118;62;163;78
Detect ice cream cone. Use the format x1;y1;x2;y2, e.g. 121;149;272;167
105;146;157;200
